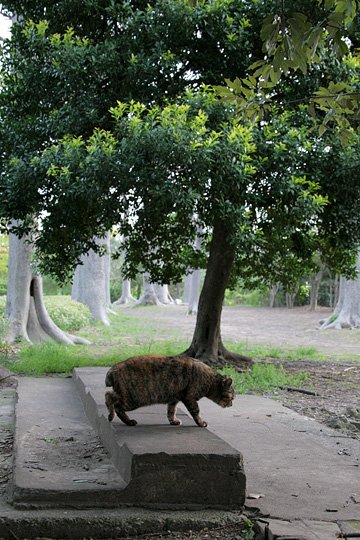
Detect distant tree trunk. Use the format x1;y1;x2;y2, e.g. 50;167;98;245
114;279;135;305
154;284;174;304
187;269;201;315
333;274;340;307
71;235;111;325
321;253;360;329
136;273;162;305
187;233;202;315
269;284;279;308
309;266;324;311
182;221;252;367
183;273;192;304
285;282;300;309
6;229;89;345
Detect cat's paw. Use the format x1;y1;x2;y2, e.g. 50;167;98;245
108;412;115;422
170;419;182;426
128;419;138;426
198;420;208;428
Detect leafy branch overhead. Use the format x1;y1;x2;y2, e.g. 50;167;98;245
216;0;360;137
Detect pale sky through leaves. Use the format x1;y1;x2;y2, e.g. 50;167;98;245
0;12;11;39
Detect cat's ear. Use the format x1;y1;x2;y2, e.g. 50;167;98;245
224;377;233;388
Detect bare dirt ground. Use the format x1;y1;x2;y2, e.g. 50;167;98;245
0;305;359;539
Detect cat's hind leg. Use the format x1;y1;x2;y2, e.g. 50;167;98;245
105;390;137;425
182;398;207;427
105;390;116;421
114;403;138;426
167;401;181;425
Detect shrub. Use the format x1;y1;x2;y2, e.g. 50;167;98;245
44;296;92;331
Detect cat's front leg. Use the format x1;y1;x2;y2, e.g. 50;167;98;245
167;401;181;425
183;399;207;427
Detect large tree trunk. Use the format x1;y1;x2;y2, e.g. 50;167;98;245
182;222;252;367
321;253;360;329
6;229;89;345
71;235;111;325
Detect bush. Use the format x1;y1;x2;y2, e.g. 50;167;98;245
43;296;92;331
224;287;269;307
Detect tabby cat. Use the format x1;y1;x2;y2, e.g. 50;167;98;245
105;354;234;427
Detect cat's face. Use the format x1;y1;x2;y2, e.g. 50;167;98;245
211;377;234;408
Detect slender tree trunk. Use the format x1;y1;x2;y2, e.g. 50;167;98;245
183;273;192;304
309;266;323;311
187;269;201;315
182;222;252;367
187;232;202;315
285;282;300;309
321;253;360;329
136;273;162;305
114;279;135;305
269;284;279;308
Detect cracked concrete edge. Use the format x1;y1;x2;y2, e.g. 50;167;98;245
0;502;246;539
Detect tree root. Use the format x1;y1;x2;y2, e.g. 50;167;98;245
28;276;90;345
181;343;253;369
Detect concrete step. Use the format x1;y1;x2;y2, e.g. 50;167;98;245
73;367;246;510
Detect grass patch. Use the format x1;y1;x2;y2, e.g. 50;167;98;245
227;341;326;361
220;363;309;394
2;339;191;376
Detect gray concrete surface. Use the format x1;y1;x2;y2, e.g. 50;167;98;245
73;367;246;509
198;395;360;521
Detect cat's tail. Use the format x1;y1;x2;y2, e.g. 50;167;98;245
105;368;114;387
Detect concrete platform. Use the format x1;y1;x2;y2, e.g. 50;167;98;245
73;367;246;509
10;372;246;510
6;369;360;539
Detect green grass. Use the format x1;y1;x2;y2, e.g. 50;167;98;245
2;338;190;376
226;341;326;361
220;363;309;394
4;341;310;396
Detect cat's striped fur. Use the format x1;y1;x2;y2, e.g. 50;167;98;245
105;354;234;427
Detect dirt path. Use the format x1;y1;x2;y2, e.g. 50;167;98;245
121;304;360;358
